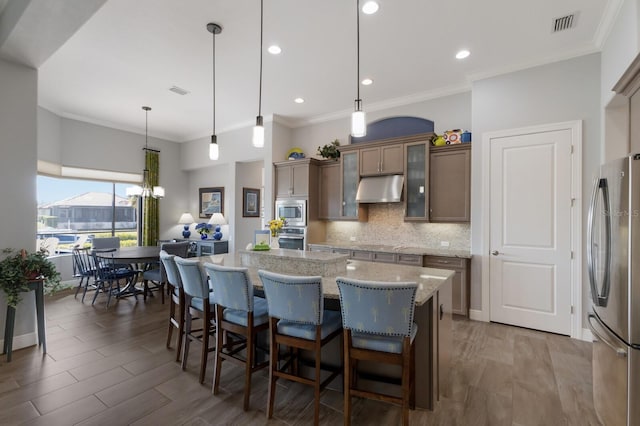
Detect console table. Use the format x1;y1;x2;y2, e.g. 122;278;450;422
2;280;46;362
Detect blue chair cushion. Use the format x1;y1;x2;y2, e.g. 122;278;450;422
190;293;216;312
351;323;418;354
223;297;269;327
105;268;136;280
143;268;161;282
277;310;342;341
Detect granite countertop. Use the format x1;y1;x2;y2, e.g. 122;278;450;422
308;242;472;259
238;248;348;263
198;253;454;306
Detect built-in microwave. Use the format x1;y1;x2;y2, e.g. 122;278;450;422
275;199;306;227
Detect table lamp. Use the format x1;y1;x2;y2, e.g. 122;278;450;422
178;212;195;238
208;212;227;240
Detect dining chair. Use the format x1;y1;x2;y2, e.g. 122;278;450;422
91;249;139;308
258;270;343;426
174;256;216;383
336;277;418;426
203;263;269;411
41;237;59;255
72;246;97;302
160;250;185;362
142;241;190;303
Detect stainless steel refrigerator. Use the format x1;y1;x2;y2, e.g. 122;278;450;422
587;154;640;426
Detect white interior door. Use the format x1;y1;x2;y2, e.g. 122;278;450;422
489;129;572;335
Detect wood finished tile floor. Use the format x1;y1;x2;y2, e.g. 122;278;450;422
0;290;601;425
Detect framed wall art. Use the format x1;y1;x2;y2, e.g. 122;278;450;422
199;187;224;218
243;187;260;217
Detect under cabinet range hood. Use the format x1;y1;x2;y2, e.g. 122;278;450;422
355;175;404;203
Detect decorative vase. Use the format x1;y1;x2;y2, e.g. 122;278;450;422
212;225;223;241
182;225;191;239
200;233;208;240
270;233;280;249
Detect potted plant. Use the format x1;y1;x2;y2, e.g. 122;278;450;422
0;248;61;307
317;139;341;160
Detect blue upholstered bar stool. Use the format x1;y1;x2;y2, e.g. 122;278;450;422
336;277;418;426
174;257;216;383
160;251;185;362
258;270;342;426
203;263;269;411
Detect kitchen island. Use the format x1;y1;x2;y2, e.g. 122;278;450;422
197;249;454;410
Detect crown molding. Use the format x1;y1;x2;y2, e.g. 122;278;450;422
593;0;624;49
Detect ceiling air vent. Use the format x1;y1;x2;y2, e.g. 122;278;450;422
169;85;190;95
552;13;576;33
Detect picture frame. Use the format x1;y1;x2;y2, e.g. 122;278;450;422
199;187;224;218
243;187;261;217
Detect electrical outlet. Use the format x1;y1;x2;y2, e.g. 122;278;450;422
440;241;450;247
350;236;357;242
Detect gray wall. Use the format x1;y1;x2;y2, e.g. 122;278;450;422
471;53;602;326
0;58;38;343
235;161;264;249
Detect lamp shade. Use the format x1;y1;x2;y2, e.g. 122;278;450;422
351;110;366;137
178;212;195;224
208;212;227;225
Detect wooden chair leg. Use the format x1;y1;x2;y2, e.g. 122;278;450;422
401;338;411;426
176;301;185;362
199;312;211;384
212;307;224;395
410;342;416;410
243;323;254;411
160;283;165;304
182;310;192;371
166;299;175;349
267;318;278;419
313;338;321;426
343;331;351;426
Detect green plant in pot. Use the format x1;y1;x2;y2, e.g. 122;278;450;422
0;248;61;307
317;139;340;160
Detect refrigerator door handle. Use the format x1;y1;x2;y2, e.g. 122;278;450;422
587;178;611;307
588;314;627;358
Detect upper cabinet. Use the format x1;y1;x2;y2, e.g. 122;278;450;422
341;151;367;221
429;144;471;222
275;159;312;198
359;144;404;176
318;161;341;220
404;141;429;221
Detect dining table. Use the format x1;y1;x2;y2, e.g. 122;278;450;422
94;246;161;299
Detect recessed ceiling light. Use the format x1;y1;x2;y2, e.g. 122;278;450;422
294;97;304;104
361;78;373;86
362;1;379;14
268;45;282;55
455;49;470;59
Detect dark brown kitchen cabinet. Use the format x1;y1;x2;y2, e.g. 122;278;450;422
429;144;471;222
359;144;404;176
423;255;470;317
275;160;311;198
318;161;341;220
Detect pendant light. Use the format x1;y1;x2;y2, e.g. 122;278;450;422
351;0;366;137
207;22;222;160
127;106;165;198
252;0;265;148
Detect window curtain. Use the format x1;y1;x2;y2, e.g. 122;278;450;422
142;149;159;246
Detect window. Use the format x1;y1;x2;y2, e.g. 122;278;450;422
37;175;138;248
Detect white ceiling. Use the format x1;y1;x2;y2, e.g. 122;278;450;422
33;0;619;142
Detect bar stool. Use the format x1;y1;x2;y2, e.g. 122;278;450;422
160;251;184;362
258;270;342;426
203;263;269;410
174;257;216;383
143;241;190;303
336;277;418;426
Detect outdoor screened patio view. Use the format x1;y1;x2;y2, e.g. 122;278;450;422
37;175;139;251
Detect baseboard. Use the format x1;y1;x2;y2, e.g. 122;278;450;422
469;309;487;322
0;332;37;352
581;328;594;342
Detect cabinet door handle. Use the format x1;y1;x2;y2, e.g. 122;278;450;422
439;304;444;320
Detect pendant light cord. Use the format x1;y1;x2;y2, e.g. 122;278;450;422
258;0;263;117
356;0;360;102
212;29;216;134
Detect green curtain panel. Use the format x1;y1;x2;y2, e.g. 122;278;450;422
142;150;160;246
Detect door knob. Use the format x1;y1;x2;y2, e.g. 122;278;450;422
491;250;499;256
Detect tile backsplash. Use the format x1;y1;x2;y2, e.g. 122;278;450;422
325;204;470;249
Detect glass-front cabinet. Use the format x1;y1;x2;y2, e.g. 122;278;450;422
341;151;359;218
404;141;429;221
